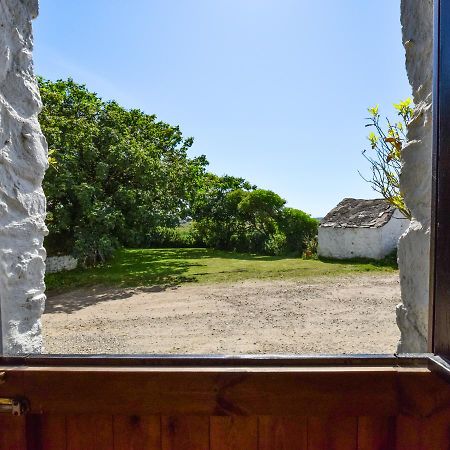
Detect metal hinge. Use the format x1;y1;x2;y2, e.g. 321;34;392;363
0;398;28;416
0;372;28;416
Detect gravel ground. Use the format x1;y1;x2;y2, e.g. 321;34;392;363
42;273;401;354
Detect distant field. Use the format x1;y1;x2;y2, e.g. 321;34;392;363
45;248;397;293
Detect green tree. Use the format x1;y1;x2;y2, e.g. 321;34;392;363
360;99;413;219
192;181;316;255
40;77;317;262
39;77;208;264
190;174;253;249
238;189;285;235
278;208;319;254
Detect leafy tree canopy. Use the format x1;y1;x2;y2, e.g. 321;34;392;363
40;77;208;264
191;179;318;256
40;77;317;263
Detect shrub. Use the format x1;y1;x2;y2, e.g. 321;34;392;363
264;232;287;256
192;187;318;256
279;208;319;254
303;236;318;259
147;226;201;248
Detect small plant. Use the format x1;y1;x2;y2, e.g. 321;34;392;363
303;236;318;259
360;99;413;219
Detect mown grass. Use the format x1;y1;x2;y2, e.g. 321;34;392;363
45;248;397;294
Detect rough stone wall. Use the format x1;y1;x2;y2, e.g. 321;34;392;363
396;0;433;352
380;211;410;257
318;227;383;259
0;0;47;354
46;256;78;274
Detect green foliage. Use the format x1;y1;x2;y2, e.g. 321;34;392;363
360;99;413;219
263;232;287;256
191;177;317;255
40;77;317;263
278;208;319;254
147;225;200;248
303;236;318;259
40;77;208;264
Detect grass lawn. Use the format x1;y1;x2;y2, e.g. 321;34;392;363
45;248;397;293
46;248;398;294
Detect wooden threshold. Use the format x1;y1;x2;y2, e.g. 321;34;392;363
0;354;448;418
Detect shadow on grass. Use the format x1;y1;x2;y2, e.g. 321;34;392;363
45;247;302;313
45;247;277;313
46;249;203;292
46;248;293;292
317;254;398;270
44;247;396;314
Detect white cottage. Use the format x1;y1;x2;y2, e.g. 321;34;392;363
318;198;409;260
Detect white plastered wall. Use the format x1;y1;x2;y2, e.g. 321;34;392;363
396;0;433;353
318;212;408;261
0;0;47;354
380;211;410;257
318;227;384;260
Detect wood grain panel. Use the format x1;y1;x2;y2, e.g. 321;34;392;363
397;371;450;417
0;415;27;450
307;417;358;450
24;414;42;450
11;368;400;416
32;414;67;450
420;409;450;450
113;415;161;450
161;416;209;450
258;416;307;450
0;364;450;449
395;415;421;450
395;412;450;450
357;416;395;450
210;416;257;450
66;415;113;450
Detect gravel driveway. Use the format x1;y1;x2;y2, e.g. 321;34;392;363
42;273;401;354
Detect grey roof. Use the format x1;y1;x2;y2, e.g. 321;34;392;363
320;198;395;229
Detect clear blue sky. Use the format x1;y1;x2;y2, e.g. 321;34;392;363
34;0;411;217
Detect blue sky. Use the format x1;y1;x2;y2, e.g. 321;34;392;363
34;0;411;217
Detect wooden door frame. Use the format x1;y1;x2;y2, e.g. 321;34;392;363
430;0;450;360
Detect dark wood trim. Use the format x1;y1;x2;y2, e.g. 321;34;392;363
431;0;450;357
429;0;440;353
0;353;431;368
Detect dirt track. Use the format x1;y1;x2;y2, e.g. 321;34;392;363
42;273;401;354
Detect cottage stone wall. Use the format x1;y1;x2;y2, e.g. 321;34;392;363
0;0;47;354
396;0;433;352
318;226;385;260
46;256;78;274
318;210;409;261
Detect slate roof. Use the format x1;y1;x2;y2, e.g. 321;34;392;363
320;198;395;229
